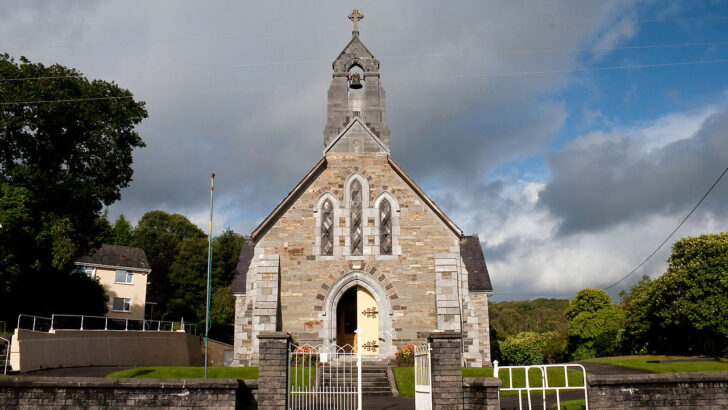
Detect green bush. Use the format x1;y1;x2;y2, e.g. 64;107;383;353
500;332;545;365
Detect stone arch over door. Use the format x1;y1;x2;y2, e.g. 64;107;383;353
319;270;396;358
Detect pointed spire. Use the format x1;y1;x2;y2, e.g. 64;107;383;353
348;9;364;36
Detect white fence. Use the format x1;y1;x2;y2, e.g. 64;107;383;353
494;361;589;410
414;343;432;410
289;335;363;410
16;314;196;334
0;337;9;375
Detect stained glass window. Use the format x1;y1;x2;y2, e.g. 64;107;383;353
321;199;334;256
350;180;363;255
380;199;392;255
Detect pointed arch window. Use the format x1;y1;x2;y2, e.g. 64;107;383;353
379;199;392;255
321;199;334;256
350;180;363;255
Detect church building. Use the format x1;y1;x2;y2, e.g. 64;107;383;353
231;10;493;367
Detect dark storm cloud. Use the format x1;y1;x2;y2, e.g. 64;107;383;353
538;106;728;236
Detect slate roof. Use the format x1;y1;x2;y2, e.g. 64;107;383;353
76;244;151;272
230;236;255;294
460;235;493;292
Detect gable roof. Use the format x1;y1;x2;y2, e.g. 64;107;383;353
460;235;493;292
251;157;327;241
323;117;389;154
386;156;463;237
230;236;255;295
250;154;463;241
334;35;376;68
76;244;151;272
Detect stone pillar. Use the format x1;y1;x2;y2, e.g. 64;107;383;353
257;332;290;410
429;331;464;409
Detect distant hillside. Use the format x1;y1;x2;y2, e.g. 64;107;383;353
489;298;569;336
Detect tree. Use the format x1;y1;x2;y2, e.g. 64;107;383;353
500;332;545;365
168;236;208;321
212;229;244;288
0;54;147;322
131;210;205;319
621;232;728;356
565;289;623;360
111;215;134;246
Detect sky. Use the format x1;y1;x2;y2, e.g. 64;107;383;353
3;0;728;301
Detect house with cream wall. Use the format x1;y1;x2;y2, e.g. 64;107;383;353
74;244;151;320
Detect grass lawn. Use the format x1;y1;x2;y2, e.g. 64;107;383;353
585;355;728;373
393;367;415;397
107;366;258;379
394;366;585;398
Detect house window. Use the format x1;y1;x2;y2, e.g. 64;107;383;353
321;199;334;256
115;269;133;284
350;180;363;255
380;199;392;255
112;297;131;312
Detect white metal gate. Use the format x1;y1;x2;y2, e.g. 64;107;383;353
414;343;432;410
289;338;363;409
494;361;589;410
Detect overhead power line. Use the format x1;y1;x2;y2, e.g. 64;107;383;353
602;166;728;291
3;40;728;83
3;58;728;106
3;15;728;51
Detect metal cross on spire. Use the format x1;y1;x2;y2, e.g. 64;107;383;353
348;9;364;35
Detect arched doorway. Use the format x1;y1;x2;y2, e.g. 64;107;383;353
335;285;379;356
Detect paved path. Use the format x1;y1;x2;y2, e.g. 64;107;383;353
363;395;414;410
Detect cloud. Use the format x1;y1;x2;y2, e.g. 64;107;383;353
590;17;637;60
0;0;639;235
538;104;728;236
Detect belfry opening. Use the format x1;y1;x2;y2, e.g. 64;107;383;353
335;286;379;355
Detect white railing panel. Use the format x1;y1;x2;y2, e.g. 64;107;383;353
414;343;432;410
289;342;361;410
494;362;589;410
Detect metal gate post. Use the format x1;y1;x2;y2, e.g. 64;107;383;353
357;329;362;410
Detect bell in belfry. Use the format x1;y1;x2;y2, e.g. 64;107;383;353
349;73;363;89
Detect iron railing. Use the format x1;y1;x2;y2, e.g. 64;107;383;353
16;314;196;335
493;361;589;410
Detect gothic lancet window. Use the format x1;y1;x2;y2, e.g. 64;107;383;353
379;199;392;255
350;180;363;255
321;199;334;256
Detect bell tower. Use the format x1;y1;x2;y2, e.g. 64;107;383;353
323;9;390;149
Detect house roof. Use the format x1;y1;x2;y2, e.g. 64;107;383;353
230;237;255;295
76;244;151;272
460;235;493;292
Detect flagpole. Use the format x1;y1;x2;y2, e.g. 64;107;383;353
205;172;215;378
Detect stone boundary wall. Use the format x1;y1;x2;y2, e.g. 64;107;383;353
0;377;258;409
462;377;501;410
588;372;728;409
11;329;203;372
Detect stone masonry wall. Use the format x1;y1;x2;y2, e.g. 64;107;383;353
462;377;501;410
0;377;257;409
246;152;467;359
588;372;728;409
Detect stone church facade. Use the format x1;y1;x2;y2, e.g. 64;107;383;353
231;11;493;367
